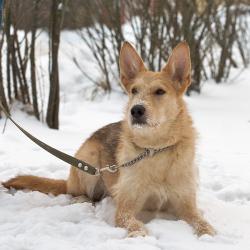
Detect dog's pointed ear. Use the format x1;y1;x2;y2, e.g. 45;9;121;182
119;41;147;91
162;41;191;95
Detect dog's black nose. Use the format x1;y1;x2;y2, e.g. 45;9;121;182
131;105;145;119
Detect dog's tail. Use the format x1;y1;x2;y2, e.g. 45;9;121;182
2;175;67;195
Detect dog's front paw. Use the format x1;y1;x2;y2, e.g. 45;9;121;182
195;221;216;237
128;228;148;237
127;219;148;237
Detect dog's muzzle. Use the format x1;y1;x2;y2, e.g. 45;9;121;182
131;105;146;125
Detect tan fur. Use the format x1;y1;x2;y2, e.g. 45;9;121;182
3;175;66;195
2;41;215;237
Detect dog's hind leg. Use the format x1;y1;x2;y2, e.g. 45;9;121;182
3;138;104;201
2;175;67;195
67;139;105;203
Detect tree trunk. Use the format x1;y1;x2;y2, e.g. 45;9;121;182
0;25;9;117
30;0;40;120
46;0;66;129
5;0;12;102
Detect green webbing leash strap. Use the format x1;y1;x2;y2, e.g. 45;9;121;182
0;101;99;175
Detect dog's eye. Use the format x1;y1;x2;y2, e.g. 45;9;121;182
155;88;166;95
131;87;138;95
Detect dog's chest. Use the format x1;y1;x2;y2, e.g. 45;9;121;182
118;151;173;200
120;150;172;181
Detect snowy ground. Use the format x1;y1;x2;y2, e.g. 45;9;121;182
1;34;250;249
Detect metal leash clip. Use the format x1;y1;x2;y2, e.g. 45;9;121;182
107;165;119;173
95;164;118;176
146;148;156;157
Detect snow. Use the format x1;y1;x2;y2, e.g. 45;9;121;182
1;32;250;249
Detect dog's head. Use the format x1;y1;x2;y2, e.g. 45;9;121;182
119;41;191;146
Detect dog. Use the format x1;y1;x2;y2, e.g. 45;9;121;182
3;41;215;237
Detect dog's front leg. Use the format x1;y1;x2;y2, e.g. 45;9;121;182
170;192;216;237
115;193;147;237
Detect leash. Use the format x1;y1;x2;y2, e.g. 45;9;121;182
0;101;99;175
0;101;170;176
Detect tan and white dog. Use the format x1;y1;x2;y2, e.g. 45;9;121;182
3;41;215;237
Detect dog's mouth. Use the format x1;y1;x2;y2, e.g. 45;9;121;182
131;117;147;126
131;117;160;129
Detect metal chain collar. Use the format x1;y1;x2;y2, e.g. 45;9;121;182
95;147;170;175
